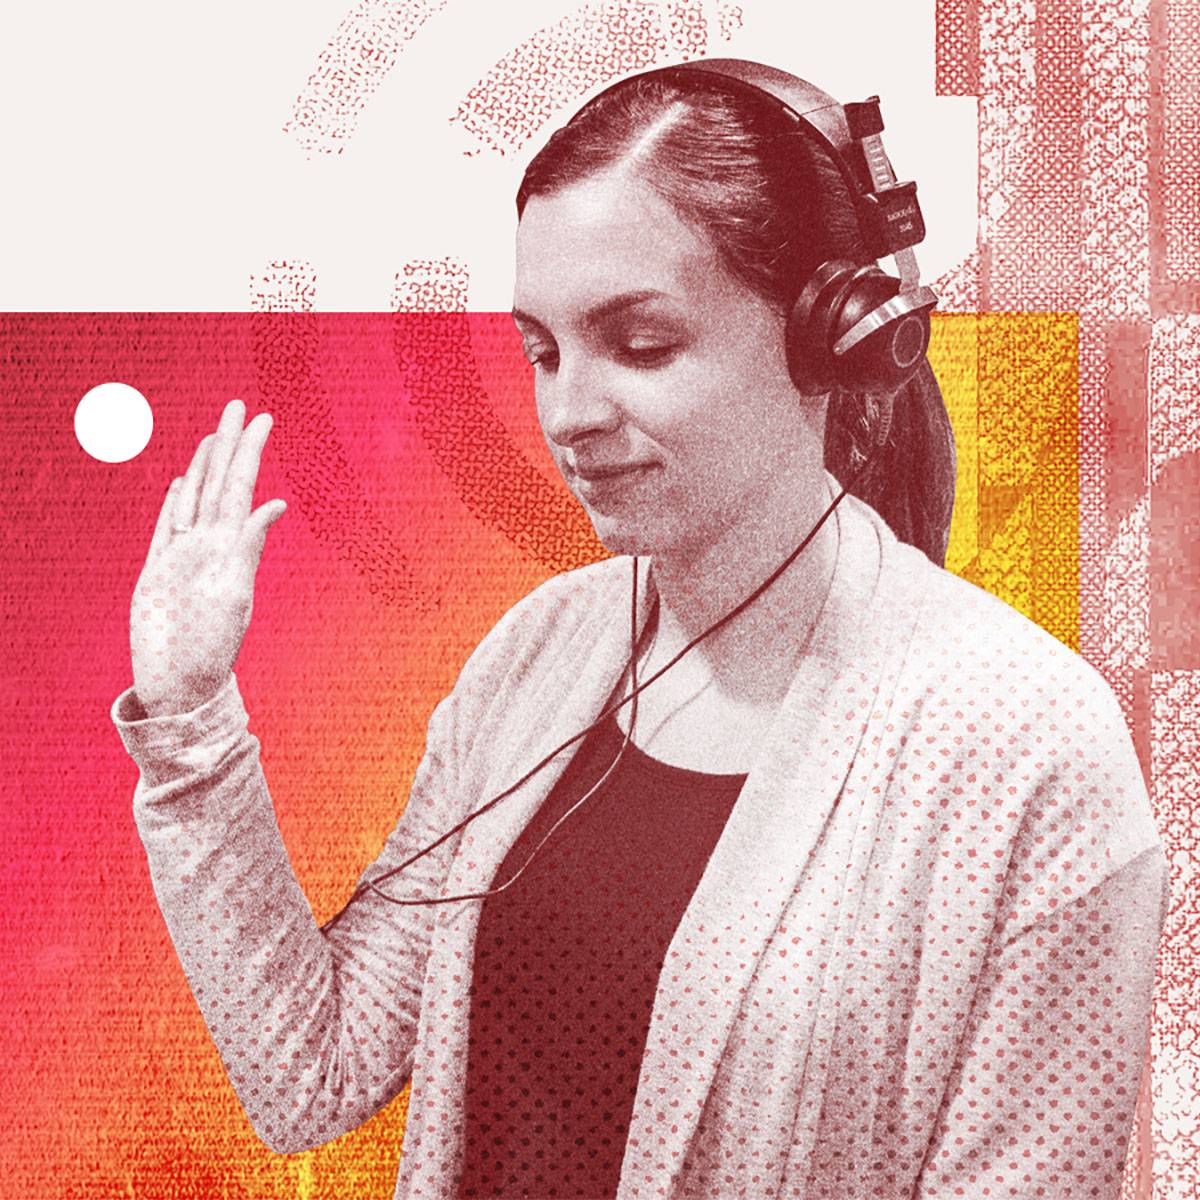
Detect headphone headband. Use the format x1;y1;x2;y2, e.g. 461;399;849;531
666;58;928;265
567;57;939;397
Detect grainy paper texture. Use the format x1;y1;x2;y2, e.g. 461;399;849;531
0;0;1195;1195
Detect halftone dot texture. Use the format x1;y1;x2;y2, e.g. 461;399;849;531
450;0;743;156
459;717;744;1197
283;0;449;157
0;297;1167;1196
5;0;1198;1194
104;494;1166;1198
927;314;1080;651
935;2;1198;1191
1158;0;1200;286
935;0;980;96
1151;668;1200;1192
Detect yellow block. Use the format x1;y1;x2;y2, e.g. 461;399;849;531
927;312;1080;651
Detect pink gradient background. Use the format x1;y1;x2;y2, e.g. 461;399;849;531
3;314;572;1198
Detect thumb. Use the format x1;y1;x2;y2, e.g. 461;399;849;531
244;499;287;552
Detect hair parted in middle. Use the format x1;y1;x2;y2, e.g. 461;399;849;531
516;65;957;567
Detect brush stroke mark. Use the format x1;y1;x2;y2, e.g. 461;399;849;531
284;0;448;157
250;260;434;612
392;258;604;570
449;0;742;157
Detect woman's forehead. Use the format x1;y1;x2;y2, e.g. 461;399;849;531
513;171;722;324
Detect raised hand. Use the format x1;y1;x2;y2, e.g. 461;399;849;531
129;399;287;717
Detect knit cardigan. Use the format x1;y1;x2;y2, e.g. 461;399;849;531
111;488;1169;1200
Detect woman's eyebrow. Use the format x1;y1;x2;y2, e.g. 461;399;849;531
511;289;670;331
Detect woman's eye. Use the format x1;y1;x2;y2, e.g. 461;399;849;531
618;344;678;367
521;341;676;371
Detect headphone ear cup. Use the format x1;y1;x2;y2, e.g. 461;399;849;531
788;261;933;396
831;271;932;393
785;259;864;395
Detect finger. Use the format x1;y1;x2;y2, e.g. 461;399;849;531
147;477;184;559
174;433;215;531
197;398;247;526
219;412;273;523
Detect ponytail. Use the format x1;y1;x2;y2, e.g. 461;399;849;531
799;136;957;566
824;360;957;566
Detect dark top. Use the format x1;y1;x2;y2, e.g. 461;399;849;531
458;712;747;1200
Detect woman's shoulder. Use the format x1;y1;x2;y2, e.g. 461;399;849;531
879;538;1164;919
839;491;1106;713
888;535;1119;722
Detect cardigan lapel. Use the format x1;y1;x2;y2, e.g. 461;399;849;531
444;556;662;909
615;487;914;1199
404;557;662;1196
401;486;923;1200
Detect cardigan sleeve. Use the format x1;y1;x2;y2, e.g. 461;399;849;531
111;668;469;1154
906;647;1171;1199
911;842;1169;1198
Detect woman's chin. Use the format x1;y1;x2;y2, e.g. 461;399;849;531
590;524;648;558
580;509;655;558
583;510;683;560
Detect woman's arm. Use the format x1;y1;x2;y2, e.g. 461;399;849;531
911;843;1169;1199
112;669;465;1154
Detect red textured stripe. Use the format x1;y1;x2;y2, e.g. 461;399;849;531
935;0;980;96
1149;0;1200;312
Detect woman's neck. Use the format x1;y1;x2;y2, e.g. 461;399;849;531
643;473;841;707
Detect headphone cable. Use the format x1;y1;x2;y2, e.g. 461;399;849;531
321;456;872;924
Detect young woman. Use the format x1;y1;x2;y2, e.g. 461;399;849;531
112;59;1168;1199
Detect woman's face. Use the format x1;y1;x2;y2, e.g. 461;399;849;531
512;166;818;560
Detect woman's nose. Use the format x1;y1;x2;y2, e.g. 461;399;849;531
536;352;622;449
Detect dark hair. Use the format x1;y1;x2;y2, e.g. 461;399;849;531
515;68;957;566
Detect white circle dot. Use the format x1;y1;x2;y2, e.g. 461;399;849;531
74;382;154;463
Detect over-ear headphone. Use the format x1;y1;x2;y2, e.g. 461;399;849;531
323;59;926;921
636;59;939;400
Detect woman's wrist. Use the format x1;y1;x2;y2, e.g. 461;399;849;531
132;675;231;720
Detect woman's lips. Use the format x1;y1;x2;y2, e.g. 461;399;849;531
573;461;654;481
570;461;658;497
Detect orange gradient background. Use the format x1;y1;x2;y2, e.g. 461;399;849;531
0;310;1079;1197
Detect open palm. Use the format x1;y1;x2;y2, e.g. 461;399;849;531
130;399;287;717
